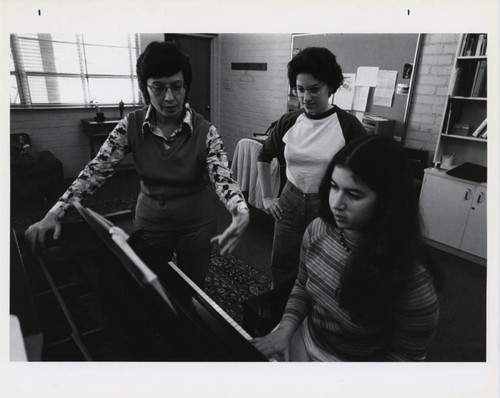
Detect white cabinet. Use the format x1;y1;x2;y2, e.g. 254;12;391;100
461;185;487;258
419;168;486;260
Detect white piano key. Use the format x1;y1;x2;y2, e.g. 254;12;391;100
168;261;253;341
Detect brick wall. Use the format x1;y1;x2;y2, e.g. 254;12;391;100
216;34;291;158
405;34;460;156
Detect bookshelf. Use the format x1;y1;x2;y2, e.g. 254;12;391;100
432;33;487;169
419;34;487;264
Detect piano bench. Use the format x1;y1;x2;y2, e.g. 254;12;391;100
242;278;294;337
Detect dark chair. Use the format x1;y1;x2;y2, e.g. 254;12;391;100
11;133;63;201
401;147;429;197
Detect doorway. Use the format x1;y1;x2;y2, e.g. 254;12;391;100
165;34;213;121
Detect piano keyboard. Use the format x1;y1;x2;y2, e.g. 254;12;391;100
168;261;253;341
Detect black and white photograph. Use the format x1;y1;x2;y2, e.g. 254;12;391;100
2;1;499;397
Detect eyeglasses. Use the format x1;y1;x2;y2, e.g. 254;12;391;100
147;82;186;96
292;84;325;97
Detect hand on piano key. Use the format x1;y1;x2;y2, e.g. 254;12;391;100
250;321;296;361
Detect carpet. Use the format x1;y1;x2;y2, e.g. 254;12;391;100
204;246;271;325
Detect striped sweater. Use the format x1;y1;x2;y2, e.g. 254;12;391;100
282;218;439;361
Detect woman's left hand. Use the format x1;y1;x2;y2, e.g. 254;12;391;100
211;204;250;255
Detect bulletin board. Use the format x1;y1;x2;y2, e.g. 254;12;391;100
291;34;422;142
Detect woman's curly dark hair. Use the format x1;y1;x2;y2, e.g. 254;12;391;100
318;135;427;324
288;47;344;95
136;41;192;105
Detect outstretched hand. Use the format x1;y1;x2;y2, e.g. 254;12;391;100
24;212;62;253
210;204;250;256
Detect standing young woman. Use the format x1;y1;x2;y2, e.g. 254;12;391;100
257;47;366;286
252;135;440;361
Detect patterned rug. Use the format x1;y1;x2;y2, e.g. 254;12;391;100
205;246;271;325
11;197;272;327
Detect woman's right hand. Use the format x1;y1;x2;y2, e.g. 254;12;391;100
251;324;295;361
24;212;62;253
263;197;283;221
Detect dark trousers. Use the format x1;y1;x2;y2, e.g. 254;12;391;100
132;189;217;288
271;181;320;285
130;220;217;288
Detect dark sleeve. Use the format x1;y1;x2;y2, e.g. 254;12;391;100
257;109;302;164
335;106;367;142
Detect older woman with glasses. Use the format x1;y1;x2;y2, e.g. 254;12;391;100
258;47;366;287
24;41;249;287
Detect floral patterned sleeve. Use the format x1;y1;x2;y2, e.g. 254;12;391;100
205;126;248;213
48;117;130;218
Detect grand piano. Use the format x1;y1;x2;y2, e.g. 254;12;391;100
11;202;267;361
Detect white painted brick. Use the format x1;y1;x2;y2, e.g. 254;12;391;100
410;102;433;115
435;87;451;96
422;44;446;54
411;113;437;124
429;34;460;44
431;65;453;76
421;54;454;66
418;75;450;86
415;85;436;95
413;94;446;106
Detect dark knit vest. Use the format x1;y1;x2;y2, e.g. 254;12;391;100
127;107;211;200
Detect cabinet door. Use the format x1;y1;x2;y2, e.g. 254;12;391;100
461;187;487;258
419;173;475;248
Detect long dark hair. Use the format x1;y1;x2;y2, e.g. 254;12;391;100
318;135;425;324
136;41;192;105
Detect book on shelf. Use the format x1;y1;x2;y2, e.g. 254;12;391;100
454;62;476;96
480;130;487;139
450;67;463;96
475;34;486;56
471;118;487;137
450;123;471;136
470;60;487;97
444;102;453;134
480;35;487;56
463;34;478;56
460;33;487;57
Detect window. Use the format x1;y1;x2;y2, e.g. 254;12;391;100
10;33;143;107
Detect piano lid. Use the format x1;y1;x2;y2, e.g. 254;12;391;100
14;202;267;361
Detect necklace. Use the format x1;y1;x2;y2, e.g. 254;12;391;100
339;229;352;253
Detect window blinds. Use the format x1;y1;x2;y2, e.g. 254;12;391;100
10;33;142;106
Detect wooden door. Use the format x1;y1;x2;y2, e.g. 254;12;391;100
461;186;487;259
167;35;212;121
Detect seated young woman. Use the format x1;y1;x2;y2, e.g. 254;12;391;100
251;135;440;361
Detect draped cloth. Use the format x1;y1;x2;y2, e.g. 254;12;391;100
231;138;280;211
